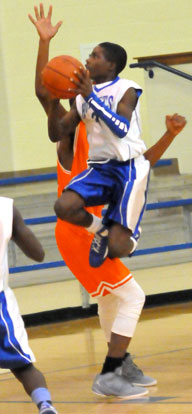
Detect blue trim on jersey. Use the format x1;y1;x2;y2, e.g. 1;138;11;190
0;292;32;368
85;91;130;138
136;89;142;97
93;76;120;92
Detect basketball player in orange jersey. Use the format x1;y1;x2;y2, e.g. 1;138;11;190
29;3;186;399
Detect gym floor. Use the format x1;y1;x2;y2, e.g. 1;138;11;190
0;300;191;414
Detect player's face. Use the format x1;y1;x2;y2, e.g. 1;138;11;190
86;46;114;83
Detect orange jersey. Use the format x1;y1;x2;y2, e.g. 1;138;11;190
55;122;132;297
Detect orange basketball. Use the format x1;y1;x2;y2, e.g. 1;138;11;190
41;55;84;99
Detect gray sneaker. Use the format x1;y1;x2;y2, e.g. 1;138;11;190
117;353;157;387
92;371;148;399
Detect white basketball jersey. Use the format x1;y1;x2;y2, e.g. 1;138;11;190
76;77;146;161
0;197;13;291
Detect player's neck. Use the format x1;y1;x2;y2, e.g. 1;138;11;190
92;74;116;84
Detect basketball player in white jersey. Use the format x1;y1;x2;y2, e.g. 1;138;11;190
47;42;151;268
0;197;58;414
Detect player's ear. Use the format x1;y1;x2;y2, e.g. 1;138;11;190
108;61;116;74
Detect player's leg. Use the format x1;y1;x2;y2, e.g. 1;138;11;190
92;279;155;398
108;156;150;258
107;279;156;386
54;188;92;227
0;288;57;414
89;156;149;267
54;167;112;230
108;223;138;258
11;364;57;414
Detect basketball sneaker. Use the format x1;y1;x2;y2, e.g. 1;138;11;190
39;402;58;414
129;226;142;257
89;226;109;267
92;370;148;399
116;353;157;387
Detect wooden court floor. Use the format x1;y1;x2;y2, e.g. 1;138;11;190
0;301;192;414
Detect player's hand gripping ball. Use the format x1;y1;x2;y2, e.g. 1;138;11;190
41;55;84;99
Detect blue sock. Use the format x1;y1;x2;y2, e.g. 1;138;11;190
31;387;52;407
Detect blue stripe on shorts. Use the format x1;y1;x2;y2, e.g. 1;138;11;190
0;291;33;369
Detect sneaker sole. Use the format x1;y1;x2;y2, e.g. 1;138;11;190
132;379;157;387
92;388;148;399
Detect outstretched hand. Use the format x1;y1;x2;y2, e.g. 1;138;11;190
28;3;62;41
166;113;187;136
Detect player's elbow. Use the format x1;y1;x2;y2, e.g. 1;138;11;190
48;127;59;143
47;120;60;142
38;248;45;262
35;84;46;100
34;246;45;263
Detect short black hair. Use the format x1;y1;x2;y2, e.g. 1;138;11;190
99;42;127;75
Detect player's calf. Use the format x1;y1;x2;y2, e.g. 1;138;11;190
108;224;137;258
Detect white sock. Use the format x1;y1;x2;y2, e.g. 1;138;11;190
86;214;102;234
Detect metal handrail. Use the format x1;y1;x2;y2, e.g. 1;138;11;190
129;60;192;81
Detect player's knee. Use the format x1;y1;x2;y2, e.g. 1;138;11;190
133;283;145;310
54;191;85;220
11;363;34;381
111;281;145;337
115;279;145;317
54;198;66;219
54;193;74;220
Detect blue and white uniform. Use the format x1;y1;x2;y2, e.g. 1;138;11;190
0;197;35;369
67;77;150;233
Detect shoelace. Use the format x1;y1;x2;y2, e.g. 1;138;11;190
125;357;143;375
92;233;103;253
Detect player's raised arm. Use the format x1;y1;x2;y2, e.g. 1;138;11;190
12;205;45;262
28;3;64;115
144;113;187;167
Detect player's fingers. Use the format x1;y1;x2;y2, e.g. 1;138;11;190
40;3;45;19
73;70;84;81
175;116;186;124
180;117;187;126
68;87;78;94
79;67;89;78
28;14;36;25
54;21;63;31
70;77;79;86
34;5;40;20
47;5;53;19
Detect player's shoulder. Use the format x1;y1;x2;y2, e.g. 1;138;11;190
0;196;13;207
118;78;142;91
0;197;13;222
0;197;13;238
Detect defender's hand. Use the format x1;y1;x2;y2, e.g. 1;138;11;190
28;3;62;41
166;113;187;137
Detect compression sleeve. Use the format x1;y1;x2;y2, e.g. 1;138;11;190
84;91;130;138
